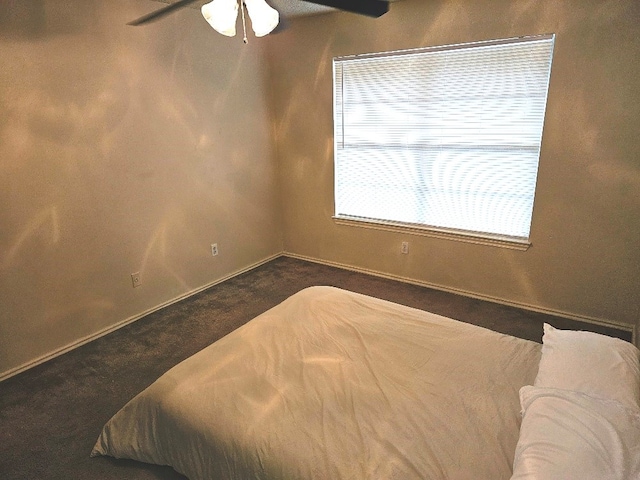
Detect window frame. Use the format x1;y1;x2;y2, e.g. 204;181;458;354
332;35;555;250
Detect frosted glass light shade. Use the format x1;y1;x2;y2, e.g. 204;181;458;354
244;0;279;37
201;0;238;37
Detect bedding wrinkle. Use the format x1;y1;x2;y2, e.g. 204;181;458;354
345;320;393;409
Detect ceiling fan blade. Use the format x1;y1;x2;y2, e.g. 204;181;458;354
301;0;389;18
127;0;200;26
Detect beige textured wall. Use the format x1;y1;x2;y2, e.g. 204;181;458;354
0;0;282;377
265;0;640;337
1;0;638;379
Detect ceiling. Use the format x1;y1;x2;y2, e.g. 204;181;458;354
151;0;335;18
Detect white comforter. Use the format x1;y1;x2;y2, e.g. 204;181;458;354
92;286;541;479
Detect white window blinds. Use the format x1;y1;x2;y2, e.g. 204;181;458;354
333;35;555;243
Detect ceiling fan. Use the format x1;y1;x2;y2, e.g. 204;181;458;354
128;0;390;30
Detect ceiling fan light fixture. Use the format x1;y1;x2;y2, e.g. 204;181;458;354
243;0;279;37
201;0;239;37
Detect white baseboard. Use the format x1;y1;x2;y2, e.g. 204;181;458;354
284;252;637;345
3;251;635;382
0;253;281;382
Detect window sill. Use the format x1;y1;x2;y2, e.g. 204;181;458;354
333;216;532;251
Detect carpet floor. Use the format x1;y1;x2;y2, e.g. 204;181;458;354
0;256;630;479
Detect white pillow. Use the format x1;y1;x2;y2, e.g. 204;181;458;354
511;386;640;480
534;323;640;409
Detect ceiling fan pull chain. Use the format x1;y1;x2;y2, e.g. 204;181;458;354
240;0;248;44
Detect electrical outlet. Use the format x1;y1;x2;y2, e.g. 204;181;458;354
131;272;141;288
211;243;218;256
401;241;409;254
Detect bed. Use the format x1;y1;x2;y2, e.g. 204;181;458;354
92;286;640;479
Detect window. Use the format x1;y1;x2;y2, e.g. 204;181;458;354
333;35;555;247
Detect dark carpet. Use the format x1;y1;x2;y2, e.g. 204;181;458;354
0;256;630;480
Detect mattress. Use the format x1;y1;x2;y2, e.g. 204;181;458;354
92;286;542;479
